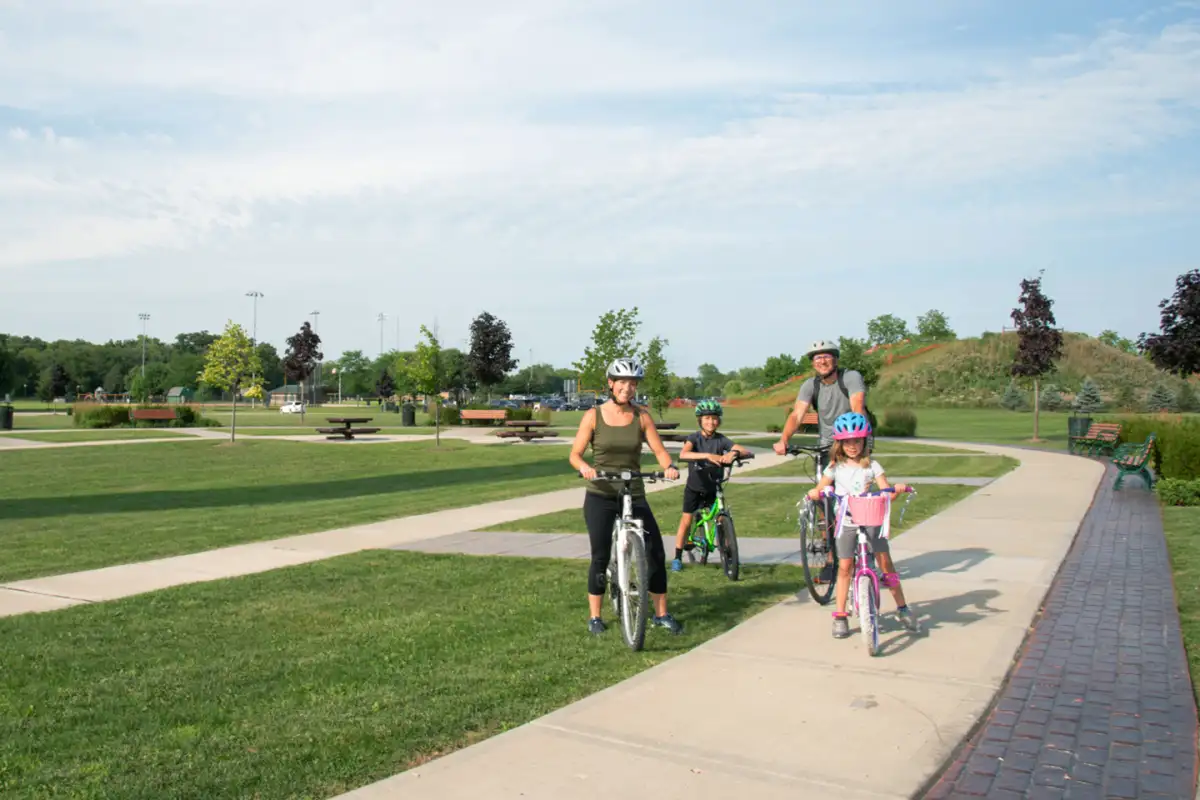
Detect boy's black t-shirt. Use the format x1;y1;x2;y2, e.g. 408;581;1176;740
685;431;735;493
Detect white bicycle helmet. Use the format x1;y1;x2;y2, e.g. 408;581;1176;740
606;357;645;380
804;339;840;360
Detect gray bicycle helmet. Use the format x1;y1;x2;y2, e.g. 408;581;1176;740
804;339;840;360
606;357;645;380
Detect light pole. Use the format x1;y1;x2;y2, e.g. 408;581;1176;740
332;367;343;404
138;313;151;378
527;347;533;394
377;313;387;357
309;310;321;405
246;291;263;405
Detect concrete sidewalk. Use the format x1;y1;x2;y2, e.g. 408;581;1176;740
0;450;798;616
333;443;1105;800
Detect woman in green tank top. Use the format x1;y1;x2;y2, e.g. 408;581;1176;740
568;358;682;636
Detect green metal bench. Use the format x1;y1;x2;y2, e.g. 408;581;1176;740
1072;421;1122;456
1112;433;1156;490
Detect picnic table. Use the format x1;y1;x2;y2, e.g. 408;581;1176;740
316;417;381;440
653;421;689;442
492;419;559;442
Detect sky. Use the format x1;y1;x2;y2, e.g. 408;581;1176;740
2;0;1199;375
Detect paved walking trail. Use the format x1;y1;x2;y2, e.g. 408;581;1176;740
326;442;1104;800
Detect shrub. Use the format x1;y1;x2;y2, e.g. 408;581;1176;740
1179;381;1198;413
506;407;533;421
437;405;461;426
1039;383;1065;411
876;408;918;437
1000;380;1026;411
1146;383;1177;413
1073;377;1104;414
73;404;131;428
535;408;552;423
1110;414;1200;480
1156;478;1200;506
766;423;783;434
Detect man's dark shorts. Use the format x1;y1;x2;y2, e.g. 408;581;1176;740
682;487;717;515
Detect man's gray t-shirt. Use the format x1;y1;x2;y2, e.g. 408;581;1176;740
796;369;866;445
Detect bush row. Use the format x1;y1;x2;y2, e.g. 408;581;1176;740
1156;478;1200;506
1107;413;1200;481
72;404;219;429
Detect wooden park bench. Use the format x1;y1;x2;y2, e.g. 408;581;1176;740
461;409;508;425
131;408;177;427
492;419;558;442
798;411;819;433
653;421;688;442
316;417;381;440
1071;421;1122;456
1112;433;1156;490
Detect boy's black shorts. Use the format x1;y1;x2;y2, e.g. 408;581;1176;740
682;487;717;515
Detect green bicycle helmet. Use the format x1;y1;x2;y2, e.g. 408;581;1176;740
695;400;723;418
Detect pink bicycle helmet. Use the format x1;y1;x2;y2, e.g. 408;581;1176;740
832;411;871;440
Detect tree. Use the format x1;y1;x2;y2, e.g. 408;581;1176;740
1010;272;1064;440
411;325;444;445
1179;380;1198;413
375;368;395;403
468;312;518;396
669;374;699;400
255;343;285;389
336;350;374;397
837;336;881;388
573;307;641;391
37;363;70;402
696;363;725;397
282;321;323;421
1039;382;1065;412
866;314;910;346
441;348;473;407
724;378;744;397
174;331;218;355
1140;269;1200;376
762;354;801;387
1146;382;1176;413
1000;379;1026;411
917;310;955;341
640;336;670;419
1073;377;1104;414
200;320;262;442
1098;329;1136;355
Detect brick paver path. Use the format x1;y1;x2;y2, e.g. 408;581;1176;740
924;464;1199;799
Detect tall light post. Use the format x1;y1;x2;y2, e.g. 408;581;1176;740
377;313;387;357
246;291;263;405
309;310;321;405
138;313;151;378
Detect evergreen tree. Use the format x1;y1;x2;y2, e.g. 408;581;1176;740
1000;379;1026;411
1072;377;1104;414
1039;382;1065;411
1147;382;1177;412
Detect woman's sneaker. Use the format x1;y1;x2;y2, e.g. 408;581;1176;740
588;617;608;635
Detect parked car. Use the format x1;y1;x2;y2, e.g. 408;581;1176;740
280;401;304;414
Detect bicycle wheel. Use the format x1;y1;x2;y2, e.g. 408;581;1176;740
717;514;739;581
620;530;650;651
607;521;622;618
856;574;879;657
799;503;835;605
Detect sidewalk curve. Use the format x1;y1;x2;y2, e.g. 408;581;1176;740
332;442;1105;800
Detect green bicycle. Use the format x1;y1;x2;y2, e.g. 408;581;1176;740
682;452;754;581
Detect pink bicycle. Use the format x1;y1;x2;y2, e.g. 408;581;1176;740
822;486;916;656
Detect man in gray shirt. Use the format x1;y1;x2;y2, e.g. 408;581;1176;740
774;339;867;454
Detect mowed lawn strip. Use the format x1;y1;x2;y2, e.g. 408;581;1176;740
1161;507;1200;703
750;453;1018;479
0;439;638;583
481;481;981;539
732;436;978;454
0;429;189;442
0;550;803;800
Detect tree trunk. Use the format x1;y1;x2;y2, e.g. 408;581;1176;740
231;390;238;443
435;398;441;446
300;380;306;423
1033;376;1041;441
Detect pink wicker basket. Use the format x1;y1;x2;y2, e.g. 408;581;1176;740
846;495;889;527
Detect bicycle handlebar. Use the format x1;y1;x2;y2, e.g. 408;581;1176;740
786;444;831;456
818;486;916;497
585;469;670;482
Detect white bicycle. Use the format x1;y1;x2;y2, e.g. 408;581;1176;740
590;469;668;651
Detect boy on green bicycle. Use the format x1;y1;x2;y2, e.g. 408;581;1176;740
671;400;750;571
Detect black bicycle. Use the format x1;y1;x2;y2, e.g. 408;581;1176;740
787;443;836;605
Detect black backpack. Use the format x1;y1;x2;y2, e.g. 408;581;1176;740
808;369;877;432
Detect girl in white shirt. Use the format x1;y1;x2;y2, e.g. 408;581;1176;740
807;412;920;639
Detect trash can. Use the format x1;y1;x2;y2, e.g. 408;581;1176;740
0;404;13;431
1067;415;1091;452
402;403;416;427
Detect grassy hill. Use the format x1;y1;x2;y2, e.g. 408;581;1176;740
729;332;1186;410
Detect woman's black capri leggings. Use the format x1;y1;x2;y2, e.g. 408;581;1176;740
583;492;668;596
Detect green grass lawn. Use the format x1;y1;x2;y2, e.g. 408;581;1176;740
9;412;74;430
0;439;658;583
731;435;977;454
0;550;801;800
481;481;978;539
1162;506;1200;704
751;453;1018;479
0;429;189;443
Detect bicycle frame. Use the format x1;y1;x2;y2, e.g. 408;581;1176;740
686;486;726;550
612;482;644;599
